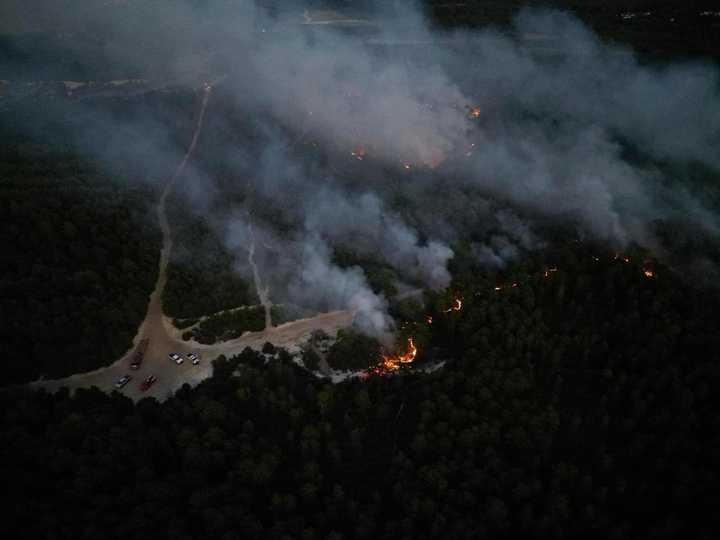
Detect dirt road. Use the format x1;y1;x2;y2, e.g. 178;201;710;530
32;82;353;401
247;218;274;329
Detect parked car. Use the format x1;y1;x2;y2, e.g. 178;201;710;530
140;375;157;391
169;352;184;365
114;374;132;389
187;352;200;365
130;338;150;370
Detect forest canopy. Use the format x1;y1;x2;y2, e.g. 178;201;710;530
0;147;160;383
3;243;720;538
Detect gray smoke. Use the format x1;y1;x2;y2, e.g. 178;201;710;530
5;1;719;334
303;189;453;287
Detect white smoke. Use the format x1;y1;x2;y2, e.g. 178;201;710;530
8;1;720;334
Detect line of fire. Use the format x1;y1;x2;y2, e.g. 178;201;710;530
365;252;657;377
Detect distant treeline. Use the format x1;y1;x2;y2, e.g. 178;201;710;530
1;1;717;83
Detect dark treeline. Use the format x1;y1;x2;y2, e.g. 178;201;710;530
326;328;382;370
0;90;196;384
304;1;720;61
3;241;719;539
183;306;267;344
163;196;258;321
161;90;266;322
0;151;160;384
2;1;717;85
425;0;720;61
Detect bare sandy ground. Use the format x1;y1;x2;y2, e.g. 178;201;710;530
31;82;353;402
32;309;352;402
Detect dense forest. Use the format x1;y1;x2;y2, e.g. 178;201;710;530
161;88;263;323
180;306;267;344
2;2;719;537
0;89;195;384
0;147;160;384
3;241;719;539
163;200;258;321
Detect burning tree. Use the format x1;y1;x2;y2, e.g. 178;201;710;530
380;337;418;372
442;296;463;313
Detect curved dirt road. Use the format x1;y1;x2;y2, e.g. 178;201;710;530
32;83;353;401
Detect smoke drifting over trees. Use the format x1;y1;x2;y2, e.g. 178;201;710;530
5;1;718;334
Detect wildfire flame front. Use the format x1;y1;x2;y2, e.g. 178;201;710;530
381;337;418;371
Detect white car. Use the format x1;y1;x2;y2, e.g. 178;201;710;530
169;352;184;365
187;353;200;365
114;374;132;389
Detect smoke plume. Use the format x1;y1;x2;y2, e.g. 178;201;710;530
5;1;719;334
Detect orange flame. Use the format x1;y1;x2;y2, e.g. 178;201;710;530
442;297;463;313
468;106;481;118
381;337;418;371
643;268;655;278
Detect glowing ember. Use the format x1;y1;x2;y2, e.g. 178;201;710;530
442;297;463;313
362;366;386;379
614;253;631;263
381;337;418;371
643;269;655;278
468;106;481;118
